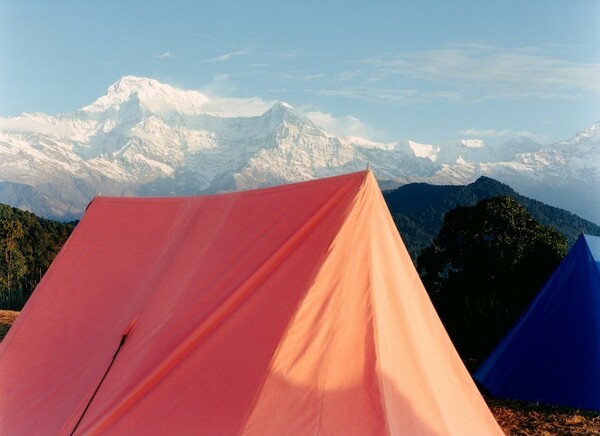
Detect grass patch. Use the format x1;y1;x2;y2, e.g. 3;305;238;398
0;310;19;342
465;359;600;434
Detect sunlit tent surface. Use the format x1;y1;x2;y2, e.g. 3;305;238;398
0;171;501;435
475;234;600;411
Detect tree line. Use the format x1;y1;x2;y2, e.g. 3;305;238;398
0;205;74;310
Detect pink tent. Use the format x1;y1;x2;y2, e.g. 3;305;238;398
0;171;501;435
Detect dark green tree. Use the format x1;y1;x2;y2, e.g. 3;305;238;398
0;220;28;308
417;196;567;359
0;204;75;310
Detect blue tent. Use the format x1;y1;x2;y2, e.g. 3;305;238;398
474;234;600;411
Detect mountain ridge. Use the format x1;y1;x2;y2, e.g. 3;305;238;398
1;76;598;223
384;176;600;259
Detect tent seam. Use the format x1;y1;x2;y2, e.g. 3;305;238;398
365;175;392;436
240;174;366;435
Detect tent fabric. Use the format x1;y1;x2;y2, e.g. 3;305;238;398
0;171;501;435
475;234;600;411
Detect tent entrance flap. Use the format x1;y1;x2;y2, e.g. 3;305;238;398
71;334;129;436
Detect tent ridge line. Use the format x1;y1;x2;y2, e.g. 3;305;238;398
362;176;393;436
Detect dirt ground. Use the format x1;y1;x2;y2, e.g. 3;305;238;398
487;395;600;435
1;310;598;433
0;310;19;342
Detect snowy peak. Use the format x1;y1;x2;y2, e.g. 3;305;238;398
261;101;313;127
460;139;485;148
262;101;294;120
408;140;439;161
270;101;293;111
82;76;210;116
109;76;164;96
574;121;599;141
555;120;599;148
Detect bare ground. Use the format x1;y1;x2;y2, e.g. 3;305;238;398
0;310;19;342
487;394;600;435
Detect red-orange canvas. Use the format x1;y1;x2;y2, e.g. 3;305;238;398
0;171;501;435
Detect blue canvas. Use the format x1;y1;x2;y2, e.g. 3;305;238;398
474;234;600;411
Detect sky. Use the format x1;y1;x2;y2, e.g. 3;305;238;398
1;0;599;147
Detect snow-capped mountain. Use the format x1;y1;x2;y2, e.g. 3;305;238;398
0;76;598;224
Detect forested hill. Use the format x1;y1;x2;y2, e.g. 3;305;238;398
0;204;75;310
384;176;600;260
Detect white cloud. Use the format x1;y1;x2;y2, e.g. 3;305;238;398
303;110;382;139
459;128;536;138
310;87;461;104
323;44;600;104
203;74;235;95
458;127;551;144
278;50;298;59
201;96;275;118
205;47;253;63
280;73;326;81
0;117;70;136
165;74;273;117
154;51;174;59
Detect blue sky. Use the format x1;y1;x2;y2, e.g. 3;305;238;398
1;1;599;146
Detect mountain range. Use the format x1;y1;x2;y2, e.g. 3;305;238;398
1;76;598;223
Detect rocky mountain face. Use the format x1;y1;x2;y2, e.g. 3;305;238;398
1;76;598;223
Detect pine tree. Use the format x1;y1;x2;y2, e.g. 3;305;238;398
0;220;28;308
